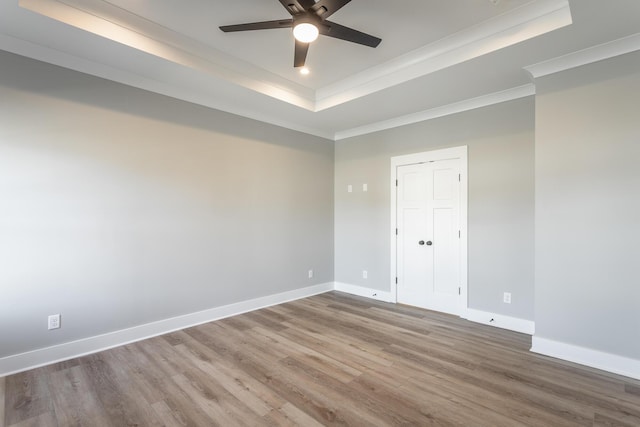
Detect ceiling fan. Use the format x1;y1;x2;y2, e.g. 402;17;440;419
219;0;381;68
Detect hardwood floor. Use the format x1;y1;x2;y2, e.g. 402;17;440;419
0;376;4;427
3;291;640;426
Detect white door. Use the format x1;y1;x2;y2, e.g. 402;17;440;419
396;158;461;315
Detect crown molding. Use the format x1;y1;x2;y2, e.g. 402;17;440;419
18;0;570;113
316;0;571;111
334;84;535;140
0;32;334;141
19;0;316;110
0;27;534;142
525;32;640;79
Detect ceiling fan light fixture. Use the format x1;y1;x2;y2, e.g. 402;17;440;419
219;0;382;68
293;22;319;43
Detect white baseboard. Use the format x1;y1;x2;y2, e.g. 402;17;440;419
465;308;535;335
0;283;333;377
334;282;395;303
531;336;640;381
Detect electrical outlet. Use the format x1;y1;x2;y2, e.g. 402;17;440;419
503;292;512;304
347;184;353;193
362;183;368;192
48;314;61;330
362;270;368;279
308;269;313;279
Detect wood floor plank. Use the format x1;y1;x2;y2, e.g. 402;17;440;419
478;358;640;420
275;322;395;371
137;336;187;377
593;411;640;427
47;365;111;427
170;345;274;426
279;402;327;427
4;291;640;426
188;331;373;425
4;369;53;426
250;326;362;382
173;343;273;417
106;344;168;406
275;357;406;427
170;336;287;414
626;383;640;396
170;372;260;427
130;339;224;426
80;353;161;427
0;375;5;427
6;411;57;427
149;400;185;427
383;343;597;426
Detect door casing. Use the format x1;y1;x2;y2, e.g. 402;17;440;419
390;146;468;317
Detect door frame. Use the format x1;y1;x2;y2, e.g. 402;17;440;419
390;146;468;317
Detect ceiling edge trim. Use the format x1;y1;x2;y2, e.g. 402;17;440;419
524;32;640;79
315;0;570;111
18;0;570;112
0;32;334;141
333;84;535;141
19;0;316;111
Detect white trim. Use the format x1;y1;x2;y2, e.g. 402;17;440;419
18;0;316;109
465;308;535;335
390;146;468;315
334;85;535;140
459;152;469;320
531;336;640;381
0;34;334;141
525;32;640;79
12;0;569;113
334;282;395;303
317;0;569;111
0;283;333;377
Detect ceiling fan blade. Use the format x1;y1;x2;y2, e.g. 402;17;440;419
220;19;293;32
294;40;309;67
319;21;381;47
278;0;315;15
311;0;351;19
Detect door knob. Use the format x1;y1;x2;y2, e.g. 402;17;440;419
426;241;433;246
418;240;425;245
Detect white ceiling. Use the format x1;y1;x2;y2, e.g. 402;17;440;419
0;0;639;140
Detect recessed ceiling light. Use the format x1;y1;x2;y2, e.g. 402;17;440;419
300;67;310;75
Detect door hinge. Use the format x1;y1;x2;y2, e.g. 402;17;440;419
459;230;461;238
458;287;461;295
396;228;398;235
395;179;398;187
459;173;461;182
395;277;398;284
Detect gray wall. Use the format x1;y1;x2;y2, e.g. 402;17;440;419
335;98;535;321
0;51;334;358
534;51;640;358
